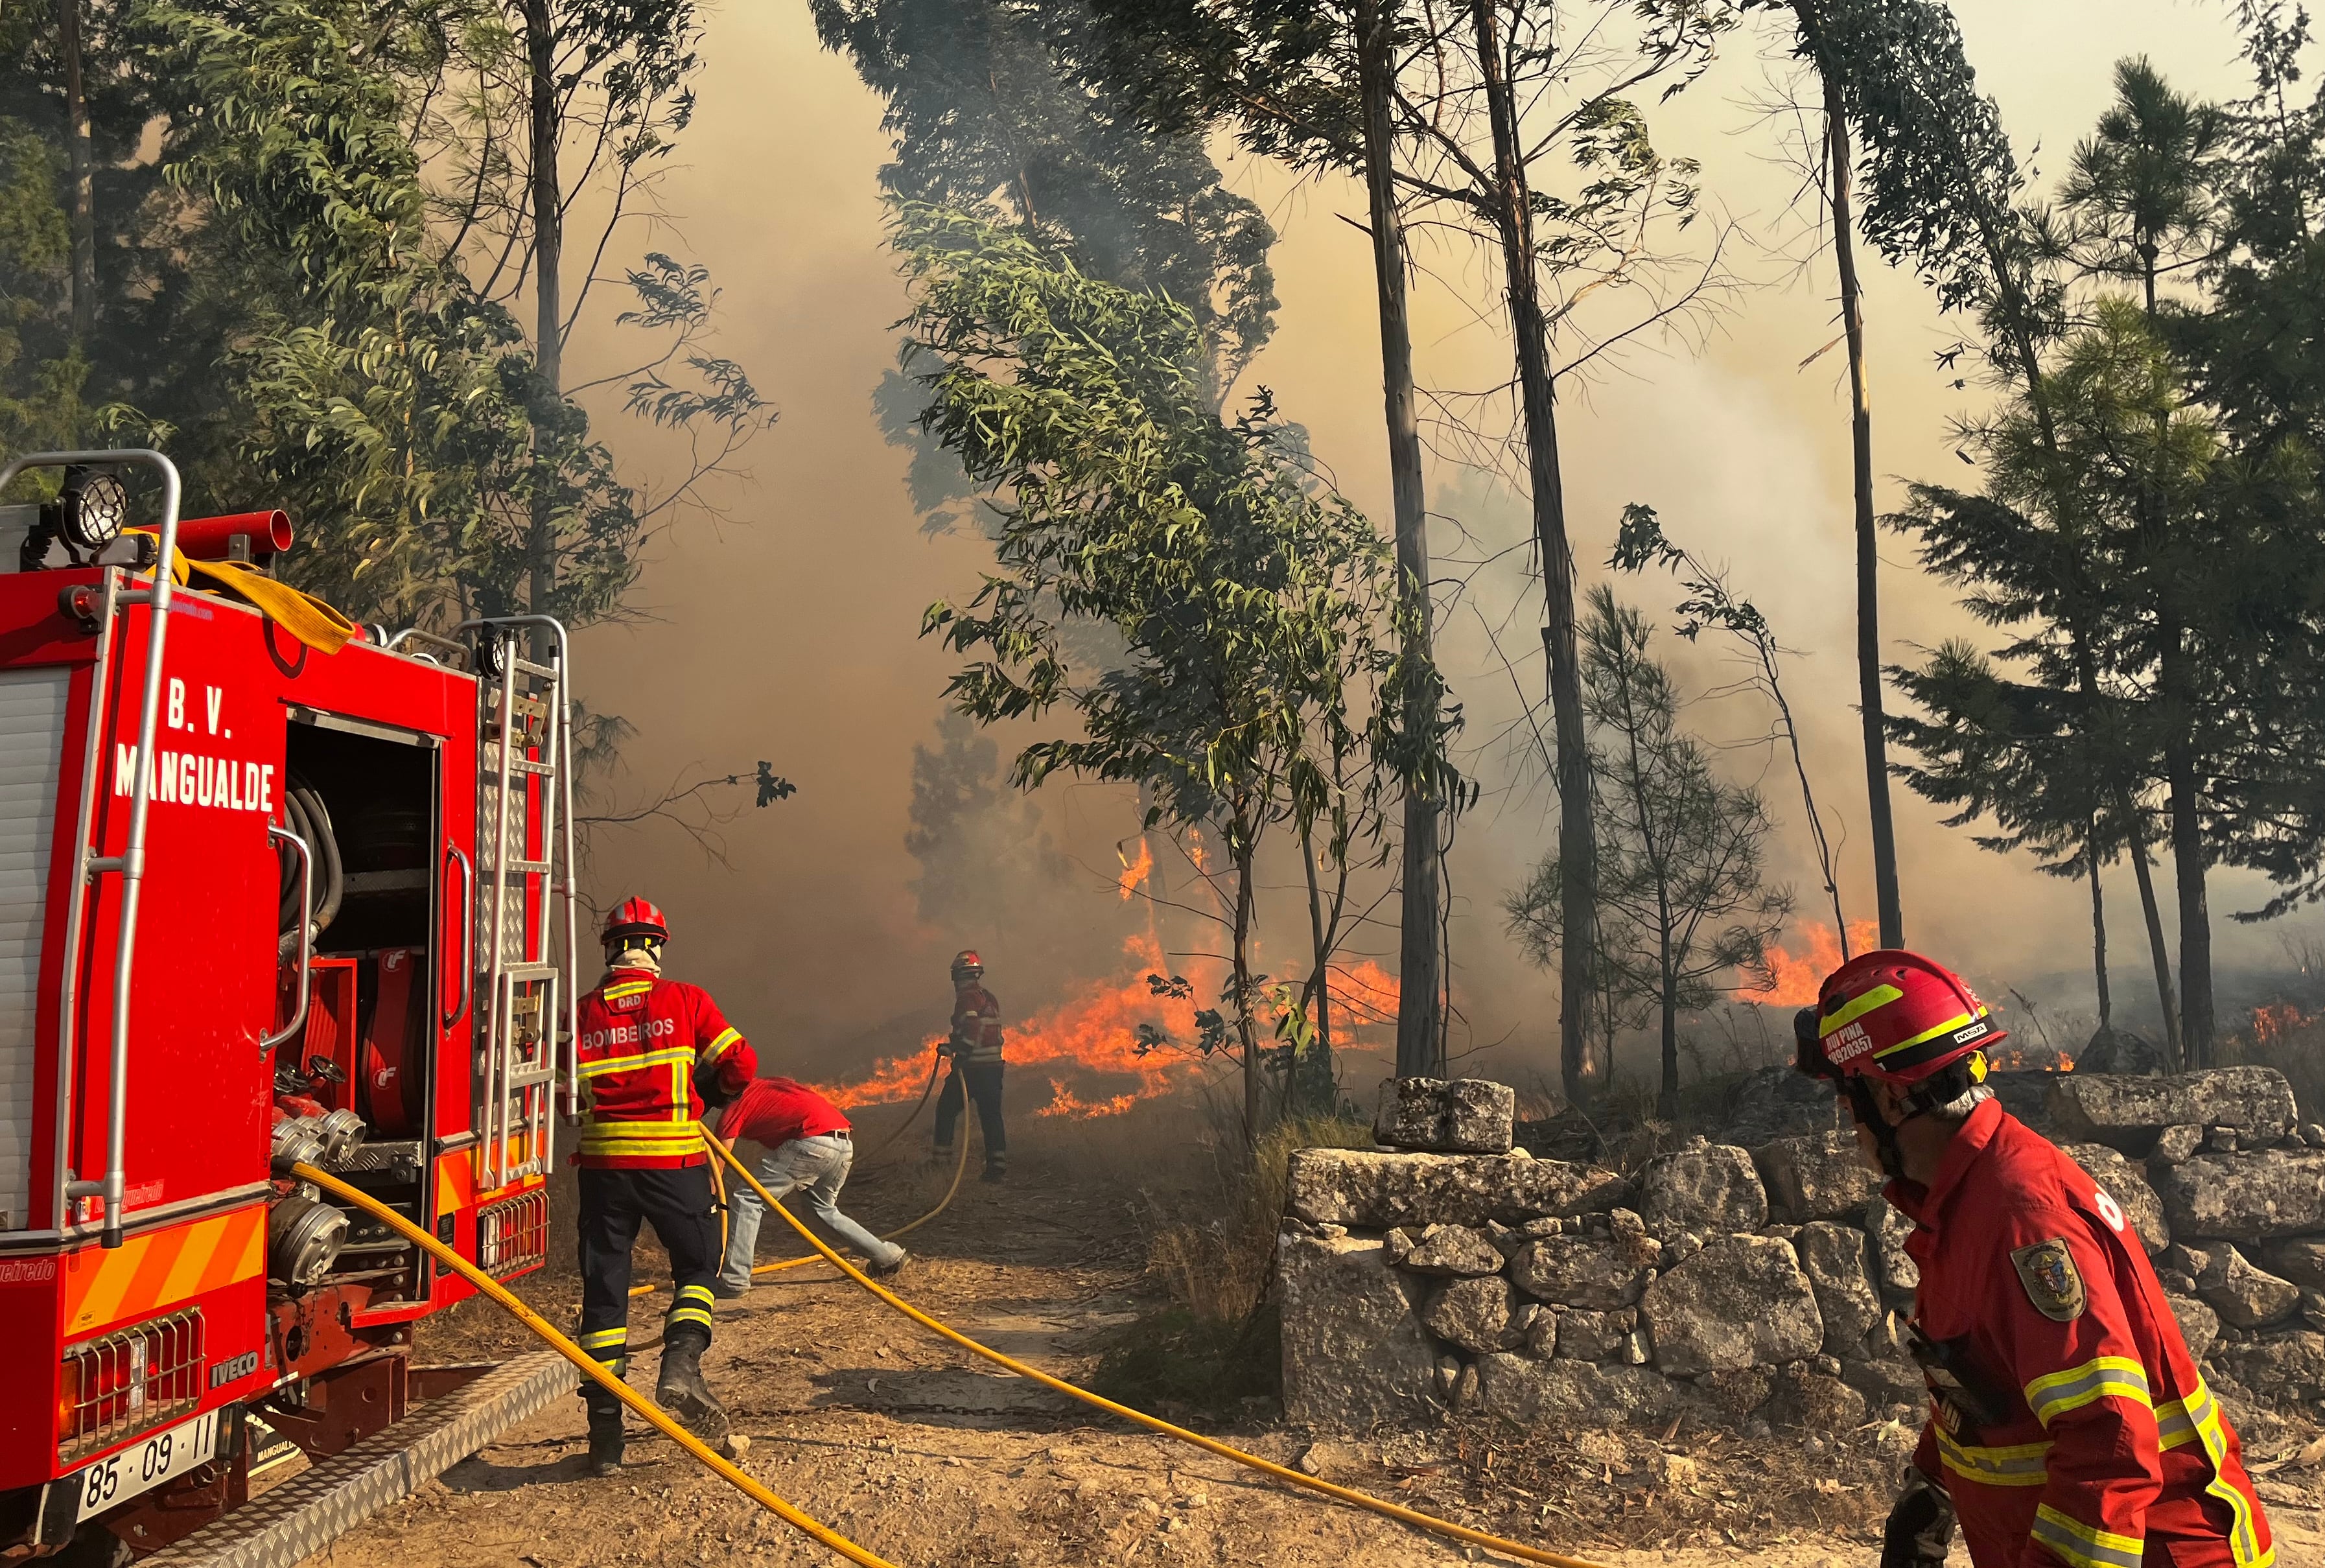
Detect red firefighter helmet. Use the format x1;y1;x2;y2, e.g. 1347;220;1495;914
1798;949;2007;1085
603;896;670;946
950;950;983;980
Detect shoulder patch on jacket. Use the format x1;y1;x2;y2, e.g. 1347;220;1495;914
2011;1237;2088;1322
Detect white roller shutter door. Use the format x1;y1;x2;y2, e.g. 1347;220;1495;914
0;666;68;1230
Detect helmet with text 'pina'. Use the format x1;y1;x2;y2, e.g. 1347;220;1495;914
1794;949;2007;1088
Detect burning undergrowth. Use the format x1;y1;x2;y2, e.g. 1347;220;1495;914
814;931;1401;1121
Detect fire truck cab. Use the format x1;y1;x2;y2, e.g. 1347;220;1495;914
0;451;578;1559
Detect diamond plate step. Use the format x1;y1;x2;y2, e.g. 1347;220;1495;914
142;1352;570;1568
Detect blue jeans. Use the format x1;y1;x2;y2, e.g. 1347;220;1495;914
719;1134;902;1290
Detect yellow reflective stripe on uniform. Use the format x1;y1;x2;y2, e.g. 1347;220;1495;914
603;981;653;999
1819;984;1905;1038
2024;1357;2152;1426
2183;1381;2269;1567
668;1305;714;1331
675;1284;716;1307
2156;1392;2201;1450
2031;1504;2142;1568
701;1027;742;1062
578;1045;697;1079
1876;1008;1978;1059
1934;1429;2051;1487
577;1125;707;1156
579;1328;629;1352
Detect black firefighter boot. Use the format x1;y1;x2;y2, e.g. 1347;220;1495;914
582;1385;625;1476
655;1334;732;1443
585;1405;625;1477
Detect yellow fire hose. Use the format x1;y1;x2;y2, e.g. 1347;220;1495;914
703;1132;1615;1568
631;1114;971;1300
291;1163;902;1568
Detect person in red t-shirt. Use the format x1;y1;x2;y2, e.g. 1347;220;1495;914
710;1075;907;1295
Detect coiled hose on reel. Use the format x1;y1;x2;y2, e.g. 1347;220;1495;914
276;780;345;959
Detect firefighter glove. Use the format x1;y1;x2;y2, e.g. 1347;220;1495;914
1879;1466;1956;1568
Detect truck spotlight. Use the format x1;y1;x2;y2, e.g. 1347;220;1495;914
58;468;130;551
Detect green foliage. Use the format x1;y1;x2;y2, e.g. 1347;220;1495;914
1507;589;1789;1118
141;0;639;627
903;204;1456;1108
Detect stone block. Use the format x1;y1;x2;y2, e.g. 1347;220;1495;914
2261;1236;2325;1293
1278;1230;1440;1430
1691;1368;1776;1420
1510;1229;1659;1310
1398;1224;1504;1277
1754;1131;1879;1223
2151;1148;2325;1240
1285;1148;1630;1230
1839;1357;1926;1409
1866;1194;1921;1299
2197;1245;2302;1330
1374;1077;1517;1154
1636;1141;1770;1235
2208;1330;2325;1405
1421;1275;1526;1355
1475;1353;1686;1429
1764;1364;1867;1430
2154;1125;2203;1165
2048;1067;2299;1154
2062;1143;2171;1256
2166;1294;2221;1363
1554;1308;1631;1361
1642;1234;1823;1376
1795;1221;1884;1359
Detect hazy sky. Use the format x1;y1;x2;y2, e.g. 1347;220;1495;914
568;0;2300;1084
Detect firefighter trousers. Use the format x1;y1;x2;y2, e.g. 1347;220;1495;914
575;1164;722;1413
935;1062;1007;1165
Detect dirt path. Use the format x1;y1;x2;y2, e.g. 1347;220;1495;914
305;1128;2325;1568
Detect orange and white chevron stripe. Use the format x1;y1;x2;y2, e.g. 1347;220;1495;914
62;1206;265;1338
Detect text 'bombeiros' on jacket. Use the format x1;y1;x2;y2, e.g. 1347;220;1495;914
574;966;758;1168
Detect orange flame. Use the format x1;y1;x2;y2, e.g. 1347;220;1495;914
815;933;1400;1119
1745;921;1882;1006
2254;1002;2311;1044
1116;840;1154;902
1038;1081;1139;1119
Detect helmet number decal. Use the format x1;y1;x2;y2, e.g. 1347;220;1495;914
2094;1190;2126;1234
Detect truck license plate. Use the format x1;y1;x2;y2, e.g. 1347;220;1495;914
73;1410;219;1521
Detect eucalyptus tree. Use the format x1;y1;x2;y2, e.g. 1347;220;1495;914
903;205;1457;1139
1069;0;1455;1078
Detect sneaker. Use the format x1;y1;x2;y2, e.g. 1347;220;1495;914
980;1162;1007;1182
709;1280;751;1300
868;1248;910;1279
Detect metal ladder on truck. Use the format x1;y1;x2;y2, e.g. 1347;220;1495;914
468;617;579;1195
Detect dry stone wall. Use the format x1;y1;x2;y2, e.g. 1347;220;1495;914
1278;1071;2325;1433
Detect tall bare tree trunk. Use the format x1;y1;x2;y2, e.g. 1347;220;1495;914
526;0;563;625
2161;663;2214;1065
58;0;95;344
2117;791;2182;1066
1471;0;1594;1103
1359;0;1445;1080
1232;832;1263;1142
2088;831;2112;1033
1300;827;1335;1110
1824;85;1902;948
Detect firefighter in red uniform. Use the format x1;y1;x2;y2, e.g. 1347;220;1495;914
572;898;758;1475
1796;950;2272;1568
934;950;1007;1180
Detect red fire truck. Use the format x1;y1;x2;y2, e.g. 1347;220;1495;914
0;451;579;1560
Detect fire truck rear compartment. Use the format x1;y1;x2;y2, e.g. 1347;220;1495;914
269;718;441;1305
